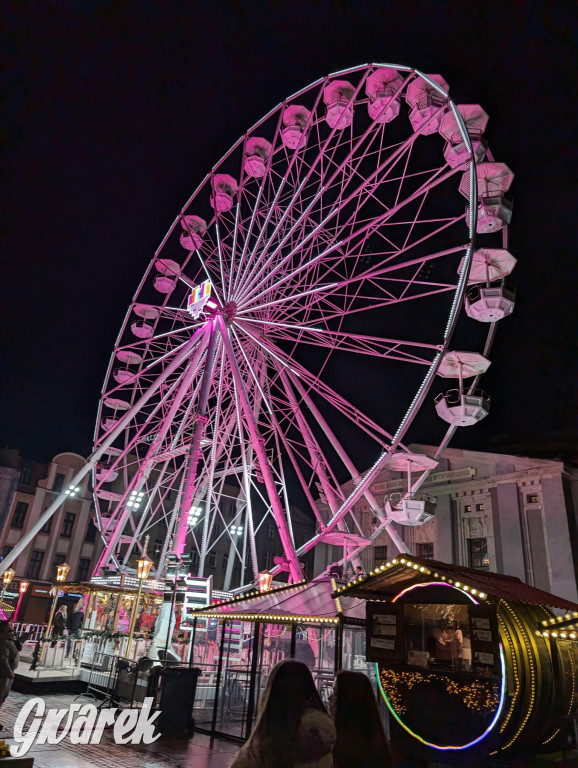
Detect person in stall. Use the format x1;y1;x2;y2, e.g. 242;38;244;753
231;659;336;768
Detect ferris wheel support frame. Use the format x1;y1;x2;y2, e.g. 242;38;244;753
219;318;303;581
1;325;210;575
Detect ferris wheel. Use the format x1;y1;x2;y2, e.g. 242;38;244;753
81;63;516;588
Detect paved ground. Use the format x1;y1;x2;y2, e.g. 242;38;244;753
0;691;238;768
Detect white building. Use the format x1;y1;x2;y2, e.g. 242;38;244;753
314;444;578;603
0;449;101;622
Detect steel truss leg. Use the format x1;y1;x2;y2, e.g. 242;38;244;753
0;326;208;574
174;321;220;557
220;319;302;582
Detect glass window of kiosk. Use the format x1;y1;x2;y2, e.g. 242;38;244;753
404;603;471;672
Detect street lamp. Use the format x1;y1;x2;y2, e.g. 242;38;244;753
35;562;70;668
258;570;273;592
126;553;153;657
0;569;16;619
12;581;29;623
45;563;70;640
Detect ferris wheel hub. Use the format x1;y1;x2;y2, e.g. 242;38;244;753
221;301;238;323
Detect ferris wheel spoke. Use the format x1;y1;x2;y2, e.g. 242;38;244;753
236;162;461;320
83;65;511;588
234;73;418;302
238;323;392;444
220;319;302;581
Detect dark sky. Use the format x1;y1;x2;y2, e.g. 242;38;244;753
1;0;576;464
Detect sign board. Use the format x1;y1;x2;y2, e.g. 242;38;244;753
468;604;501;678
372;467;476;493
187;280;212;319
180;575;213;633
366;603;405;662
30;585;52;598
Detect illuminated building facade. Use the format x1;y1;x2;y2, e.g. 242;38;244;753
315;445;578;603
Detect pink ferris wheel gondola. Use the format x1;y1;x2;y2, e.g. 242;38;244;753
0;64;519;587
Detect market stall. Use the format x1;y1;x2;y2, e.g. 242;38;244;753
335;556;578;767
186;575;367;741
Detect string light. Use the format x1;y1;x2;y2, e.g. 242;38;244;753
376;647;506;751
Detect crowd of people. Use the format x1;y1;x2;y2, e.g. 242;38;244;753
231;659;392;768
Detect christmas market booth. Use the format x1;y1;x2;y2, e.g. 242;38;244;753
20;575;166;680
334;556;578;768
185;574;369;742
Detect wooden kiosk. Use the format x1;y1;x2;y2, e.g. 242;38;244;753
335;556;578;767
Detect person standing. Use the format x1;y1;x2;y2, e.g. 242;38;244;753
0;621;20;730
52;605;68;636
330;670;392;768
231;659;336;768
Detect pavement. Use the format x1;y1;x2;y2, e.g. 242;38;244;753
0;691;238;768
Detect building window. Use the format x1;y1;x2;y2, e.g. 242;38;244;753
214;522;221;537
11;501;29;529
77;558;91;582
191;551;199;567
267;523;275;540
416;542;434;560
265;551;273;569
153;539;162;558
475;503;485;512
526;493;539;504
222;553;229;572
372;515;379;526
208;551;216;568
53;473;65;493
19;466;32;485
463;504;472;513
1;546;13;562
469;538;490;570
53;553;66;569
229;504;236;518
61;512;76;538
39;512;52;535
374;546;388;567
27;550;45;579
85;520;97;543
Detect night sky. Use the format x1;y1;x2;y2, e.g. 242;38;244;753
1;1;576;465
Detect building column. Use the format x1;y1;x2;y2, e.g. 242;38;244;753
540;475;578;602
434;494;453;563
490;482;525;582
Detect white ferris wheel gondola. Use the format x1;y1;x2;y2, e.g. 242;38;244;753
459;248;517;322
180;215;207;251
323;80;355;129
243;137;272;178
460;162;514;233
365;68;404;123
435;351;491;426
281;104;311;150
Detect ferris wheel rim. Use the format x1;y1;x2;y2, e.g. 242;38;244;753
91;63;511;586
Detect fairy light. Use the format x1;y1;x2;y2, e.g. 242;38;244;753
376;647;506;751
501;601;537;750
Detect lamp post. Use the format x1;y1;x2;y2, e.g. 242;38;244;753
126;553;153;657
34;562;70;668
0;569;16;620
12;581;29;623
45;563;70;641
